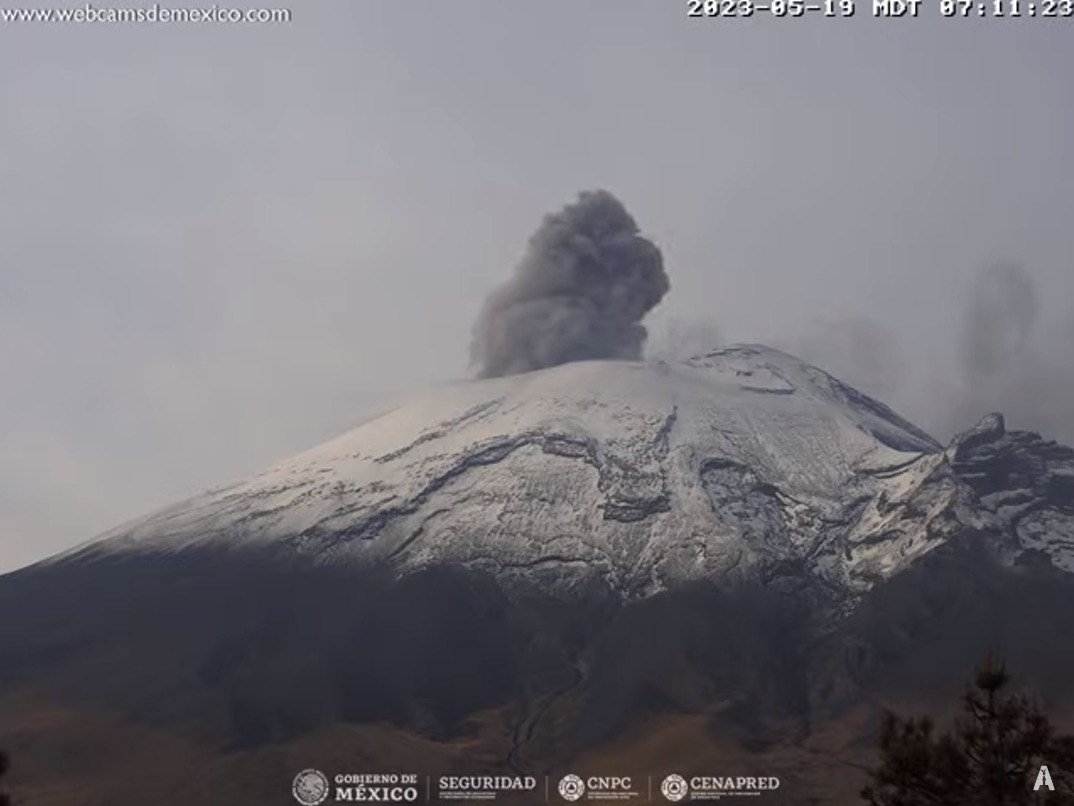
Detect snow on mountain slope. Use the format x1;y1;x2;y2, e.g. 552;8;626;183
947;412;1074;573
54;345;1069;597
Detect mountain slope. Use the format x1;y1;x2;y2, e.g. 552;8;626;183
59;346;967;595
3;345;1073;806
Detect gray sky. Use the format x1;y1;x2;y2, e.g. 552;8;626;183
2;1;1073;572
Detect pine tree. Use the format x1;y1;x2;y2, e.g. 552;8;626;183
862;655;1074;805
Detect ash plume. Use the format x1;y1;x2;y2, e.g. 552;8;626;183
945;262;1074;443
785;263;1074;446
963;262;1037;388
470;190;670;379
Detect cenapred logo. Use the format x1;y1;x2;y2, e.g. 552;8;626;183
660;774;688;802
292;769;330;806
661;774;781;801
558;774;586;801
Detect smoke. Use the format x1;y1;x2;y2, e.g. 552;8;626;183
963;262;1038;387
783;263;1074;446
944;262;1074;443
470;190;670;379
470;194;1074;445
645;316;724;362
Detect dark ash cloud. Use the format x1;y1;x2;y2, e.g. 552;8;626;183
961;262;1037;393
944;262;1074;444
470;190;670;379
782;263;1074;447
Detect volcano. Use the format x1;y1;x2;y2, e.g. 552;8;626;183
3;345;1073;805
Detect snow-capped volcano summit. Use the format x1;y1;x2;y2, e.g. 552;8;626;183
5;344;1074;806
58;345;1070;597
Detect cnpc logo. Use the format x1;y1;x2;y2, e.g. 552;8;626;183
557;774;636;801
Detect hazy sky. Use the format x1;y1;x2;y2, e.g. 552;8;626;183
2;2;1072;572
